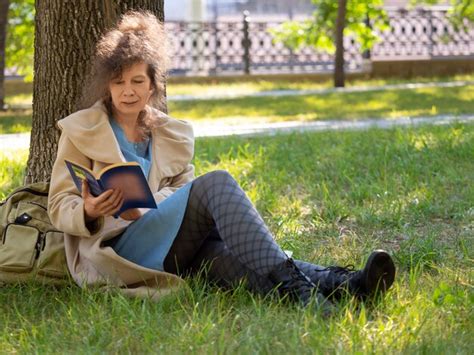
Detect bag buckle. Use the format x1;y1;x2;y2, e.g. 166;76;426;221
15;213;32;224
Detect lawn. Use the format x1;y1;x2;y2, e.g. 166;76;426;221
166;73;474;96
168;84;474;125
1;84;473;134
1;123;472;353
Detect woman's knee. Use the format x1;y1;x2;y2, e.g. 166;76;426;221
194;170;236;187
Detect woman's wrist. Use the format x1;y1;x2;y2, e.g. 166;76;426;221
84;207;98;223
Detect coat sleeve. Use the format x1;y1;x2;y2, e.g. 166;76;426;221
48;132;104;237
152;163;195;204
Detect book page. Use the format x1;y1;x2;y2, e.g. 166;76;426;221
65;160;103;196
99;161;140;176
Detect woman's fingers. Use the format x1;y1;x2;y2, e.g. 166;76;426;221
102;199;124;216
81;180;89;199
104;189;122;210
94;188;115;204
103;194;124;216
110;189;123;207
83;187;123;218
96;189;124;216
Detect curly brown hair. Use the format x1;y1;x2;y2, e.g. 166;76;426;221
77;11;170;137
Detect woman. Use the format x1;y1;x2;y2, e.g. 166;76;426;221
48;11;395;311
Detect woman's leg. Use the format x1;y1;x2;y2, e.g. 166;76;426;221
164;170;395;304
182;227;275;294
180;227;331;296
163;170;288;277
163;170;326;307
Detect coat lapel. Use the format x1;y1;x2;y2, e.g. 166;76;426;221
58;101;125;165
148;107;194;191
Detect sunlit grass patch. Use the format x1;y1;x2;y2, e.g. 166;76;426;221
0;109;32;134
4;93;32;106
168;85;474;123
166;73;474;97
0;148;27;199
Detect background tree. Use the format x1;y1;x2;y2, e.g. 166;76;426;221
334;0;347;87
5;0;35;82
411;0;474;31
0;0;9;110
26;0;165;184
270;0;389;88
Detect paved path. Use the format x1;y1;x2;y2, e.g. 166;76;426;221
193;114;474;138
2;114;473;151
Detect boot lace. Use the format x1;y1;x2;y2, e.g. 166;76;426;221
315;265;356;275
285;259;315;288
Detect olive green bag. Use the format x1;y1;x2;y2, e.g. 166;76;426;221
0;182;69;284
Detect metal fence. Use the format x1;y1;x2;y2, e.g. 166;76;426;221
165;8;474;76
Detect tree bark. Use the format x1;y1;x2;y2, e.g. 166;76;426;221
0;0;9;110
26;0;164;184
334;0;347;88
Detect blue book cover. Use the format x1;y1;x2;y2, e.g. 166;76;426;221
65;159;157;217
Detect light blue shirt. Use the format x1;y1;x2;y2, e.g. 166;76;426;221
109;117;152;177
107;117;193;271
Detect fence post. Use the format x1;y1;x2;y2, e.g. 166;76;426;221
242;11;251;75
211;20;219;75
427;8;434;58
361;13;372;73
362;14;372;60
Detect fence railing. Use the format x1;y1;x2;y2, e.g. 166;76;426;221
165;8;474;76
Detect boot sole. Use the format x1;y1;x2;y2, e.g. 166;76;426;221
363;250;396;295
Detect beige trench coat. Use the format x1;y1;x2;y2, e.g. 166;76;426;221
48;101;195;299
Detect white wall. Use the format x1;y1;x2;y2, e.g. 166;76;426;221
165;0;207;21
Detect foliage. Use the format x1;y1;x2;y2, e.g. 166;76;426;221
411;0;474;31
270;0;389;54
6;0;35;81
1;123;473;352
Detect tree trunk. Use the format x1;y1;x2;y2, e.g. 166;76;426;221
0;0;9;111
334;0;347;88
25;0;165;184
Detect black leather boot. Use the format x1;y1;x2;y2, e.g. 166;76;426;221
268;258;334;314
315;250;396;299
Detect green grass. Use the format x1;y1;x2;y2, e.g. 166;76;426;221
1;123;473;353
168;85;474;124
5;74;474;104
2;84;473;134
166;73;474;96
0;109;32;134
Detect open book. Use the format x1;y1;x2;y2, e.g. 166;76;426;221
65;159;157;216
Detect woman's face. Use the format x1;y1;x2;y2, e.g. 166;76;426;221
108;61;153;119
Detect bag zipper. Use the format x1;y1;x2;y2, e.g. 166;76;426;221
35;232;45;259
2;223;45;260
36;230;63;259
0;188;49;206
26;201;48;211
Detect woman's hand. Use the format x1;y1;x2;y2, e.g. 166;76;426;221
119;208;142;221
82;180;123;221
